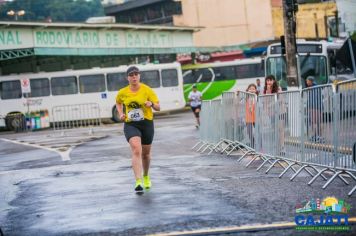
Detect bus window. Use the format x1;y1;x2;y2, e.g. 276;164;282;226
236;64;263;79
182;68;212;84
79;74;105;93
214;66;235;81
299;56;327;85
161;69;178;87
29;78;50;97
51;76;78;96
1;80;22;100
196;68;213;82
182;70;195;84
141;70;160;88
107;72;127;91
266;57;287;82
259;62;265;77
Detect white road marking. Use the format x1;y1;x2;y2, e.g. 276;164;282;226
0;138;72;161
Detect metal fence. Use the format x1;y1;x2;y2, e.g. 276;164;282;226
52;103;101;135
194;79;356;196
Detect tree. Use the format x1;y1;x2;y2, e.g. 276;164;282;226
0;0;104;22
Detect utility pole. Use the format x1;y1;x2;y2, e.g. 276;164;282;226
334;10;339;38
282;0;299;88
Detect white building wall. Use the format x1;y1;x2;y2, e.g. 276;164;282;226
336;0;356;35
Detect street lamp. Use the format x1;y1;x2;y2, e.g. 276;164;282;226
7;10;25;21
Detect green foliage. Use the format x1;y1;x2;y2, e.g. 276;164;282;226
0;0;104;22
351;32;356;42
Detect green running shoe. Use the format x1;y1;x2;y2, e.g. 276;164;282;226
135;179;144;193
143;175;152;189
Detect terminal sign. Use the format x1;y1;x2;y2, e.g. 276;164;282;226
0;27;193;54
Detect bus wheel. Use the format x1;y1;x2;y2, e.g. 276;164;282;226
5;113;25;131
112;106;120;123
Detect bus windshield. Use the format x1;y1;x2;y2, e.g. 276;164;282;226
266;55;327;88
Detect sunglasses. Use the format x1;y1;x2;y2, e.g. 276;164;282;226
128;72;140;77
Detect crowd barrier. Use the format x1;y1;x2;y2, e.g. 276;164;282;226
52;103;101;135
193;79;356;196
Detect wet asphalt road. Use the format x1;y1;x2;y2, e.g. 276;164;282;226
0;111;355;236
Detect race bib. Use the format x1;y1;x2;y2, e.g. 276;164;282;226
128;108;144;121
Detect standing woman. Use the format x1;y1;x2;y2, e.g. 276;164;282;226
263;75;280;94
116;66;160;193
263;75;284;155
245;84;258;147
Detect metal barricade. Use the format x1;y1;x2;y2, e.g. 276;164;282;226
208;99;223;152
334;80;356;196
194;80;356;196
227;91;262;163
52;103;101;135
255;94;279;156
222;92;235;142
211;91;258;156
211;92;239;155
233;91;258;150
301;85;335;167
258;91;307;177
197;99;223;153
277;91;302;161
335;79;356;170
193;100;210;150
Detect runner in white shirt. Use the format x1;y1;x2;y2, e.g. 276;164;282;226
188;85;202;128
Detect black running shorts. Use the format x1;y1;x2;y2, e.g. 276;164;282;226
191;105;201;117
124;119;154;145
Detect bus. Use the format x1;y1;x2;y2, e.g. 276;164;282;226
265;39;355;89
0;62;185;130
182;57;265;101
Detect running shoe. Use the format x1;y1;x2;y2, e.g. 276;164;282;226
135;179;144;193
143;175;152;189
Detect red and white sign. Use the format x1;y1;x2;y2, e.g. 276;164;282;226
21;78;31;93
